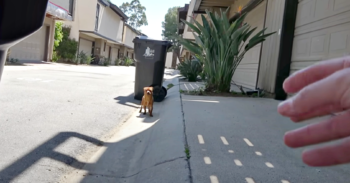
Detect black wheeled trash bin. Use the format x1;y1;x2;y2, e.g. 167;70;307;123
133;36;172;102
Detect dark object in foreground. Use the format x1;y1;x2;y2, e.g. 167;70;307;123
133;36;172;102
0;0;49;82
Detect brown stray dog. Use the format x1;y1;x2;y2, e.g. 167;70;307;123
139;87;154;117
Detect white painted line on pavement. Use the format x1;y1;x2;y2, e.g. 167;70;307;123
204;157;212;164
234;159;242;166
220;136;229;145
245;177;255;183
182;99;219;103
195;84;200;88
281;180;290;183
244;138;254;146
198;135;205;144
184;84;189;92
210;175;219;183
228;150;234;153
265;162;274;168
255;151;262;156
189;83;195;89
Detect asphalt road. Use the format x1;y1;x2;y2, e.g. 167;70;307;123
0;63;138;182
182;95;350;183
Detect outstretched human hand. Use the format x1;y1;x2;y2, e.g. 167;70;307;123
278;56;350;167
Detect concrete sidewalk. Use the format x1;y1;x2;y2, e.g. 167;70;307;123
182;95;350;183
63;72;190;183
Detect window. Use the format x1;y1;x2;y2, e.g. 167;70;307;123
95;4;100;31
132;53;134;59
104;42;106;52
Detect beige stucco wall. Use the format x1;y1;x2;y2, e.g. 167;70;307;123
98;4;124;41
123;26;138;48
64;0;97;40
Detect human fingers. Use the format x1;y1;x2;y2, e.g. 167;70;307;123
284;111;350;148
283;56;350;93
278;68;350;117
302;137;350;167
289;104;344;122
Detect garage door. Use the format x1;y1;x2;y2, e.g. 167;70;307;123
291;0;350;74
232;1;266;90
9;26;48;61
79;39;93;56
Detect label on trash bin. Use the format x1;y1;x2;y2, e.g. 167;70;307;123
143;47;155;59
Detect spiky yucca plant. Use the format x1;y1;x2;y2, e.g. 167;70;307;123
177;58;202;82
177;9;275;92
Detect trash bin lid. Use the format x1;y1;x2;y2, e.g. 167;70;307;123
133;36;172;47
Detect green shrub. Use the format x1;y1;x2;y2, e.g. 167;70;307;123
52;51;60;62
177;9;275;92
177;58;202;82
54;22;64;50
77;51;87;64
124;57;133;66
86;55;94;65
115;58;123;65
56;26;78;62
104;58;111;66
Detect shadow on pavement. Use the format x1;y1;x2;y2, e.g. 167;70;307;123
0;80;188;183
114;93;140;109
72;85;187;183
0;132;104;182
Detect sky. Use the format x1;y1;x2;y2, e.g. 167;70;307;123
111;0;190;40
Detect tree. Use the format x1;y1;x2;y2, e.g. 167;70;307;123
162;7;181;68
162;7;181;49
54;21;64;50
119;0;148;30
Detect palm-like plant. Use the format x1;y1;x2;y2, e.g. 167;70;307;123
177;9;275;92
177;58;202;82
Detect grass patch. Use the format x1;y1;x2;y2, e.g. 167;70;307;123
167;83;174;90
182;88;269;98
184;145;191;159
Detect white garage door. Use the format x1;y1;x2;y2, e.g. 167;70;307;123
232;1;266;90
10;26;47;61
79;39;93;56
291;0;350;74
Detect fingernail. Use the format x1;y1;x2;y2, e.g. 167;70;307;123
302;150;319;166
278;101;292;115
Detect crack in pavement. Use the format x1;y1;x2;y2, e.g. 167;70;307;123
121;156;186;178
85;156;186;179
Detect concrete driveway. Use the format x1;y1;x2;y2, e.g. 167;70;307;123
0;63;138;182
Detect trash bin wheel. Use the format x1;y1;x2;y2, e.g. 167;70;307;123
151;85;167;102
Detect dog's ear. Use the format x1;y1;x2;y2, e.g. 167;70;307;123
150;87;153;91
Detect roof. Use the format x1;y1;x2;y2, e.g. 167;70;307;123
47;1;73;21
97;0;128;21
125;23;147;36
80;30;123;45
